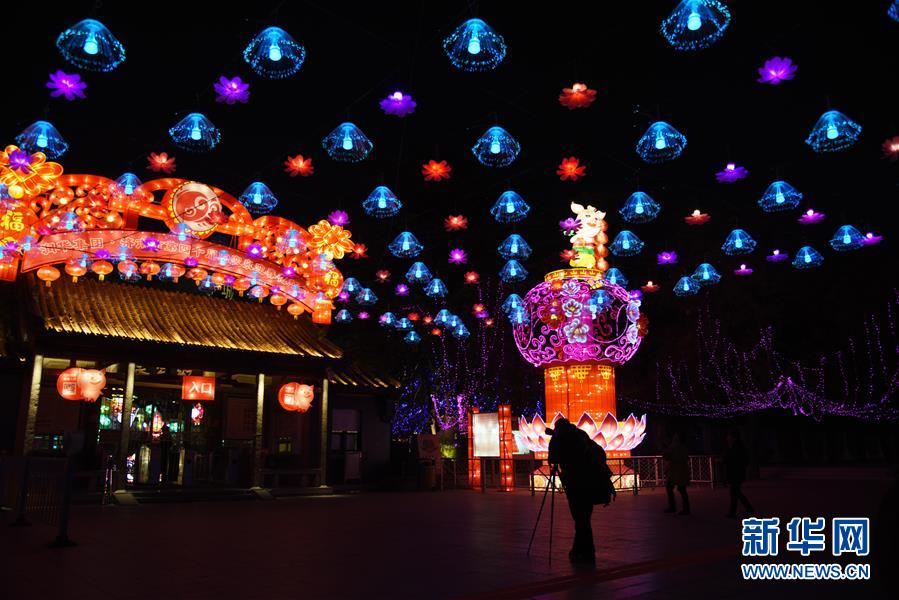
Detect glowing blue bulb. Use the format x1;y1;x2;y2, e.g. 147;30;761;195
268;42;282;61
190;125;202;140
402;240;410;251
36;133;48;148
467;32;481;54
342;133;353;150
124;184;134;195
252;192;262;205
687;11;702;31
702;270;709;280
654;132;666;150
683;280;690;291
415;267;422;278
608;275;617;284
635;201;644;214
377;197;387;209
83;32;99;55
842;233;851;244
775;191;785;204
826;124;839;140
735;238;743;249
510;241;519;254
622;239;631;250
505;201;515;214
490;139;501;154
804;253;811;264
510;265;517;276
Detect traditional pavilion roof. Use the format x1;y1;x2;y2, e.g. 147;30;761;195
327;363;399;390
27;275;342;359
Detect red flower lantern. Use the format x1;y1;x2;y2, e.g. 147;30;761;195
463;271;480;284
556;157;586;181
375;269;391;283
882;136;899;162
187;267;208;282
558;83;597;109
37;265;60;287
147;152;176;173
684;209;711;225
641;281;660;293
284;154;314;177
278;382;314;413
444;215;468;232
421;160;452;182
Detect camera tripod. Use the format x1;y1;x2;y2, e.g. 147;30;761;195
526;464;562;565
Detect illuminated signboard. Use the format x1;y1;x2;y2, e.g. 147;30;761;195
472;412;500;457
182;376;215;401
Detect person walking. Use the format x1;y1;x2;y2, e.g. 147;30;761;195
663;432;690;515
724;431;755;518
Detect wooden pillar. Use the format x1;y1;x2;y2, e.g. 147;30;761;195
22;354;43;455
253;373;265;487
468;407;481;489
319;377;329;487
498;404;514;492
116;362;136;490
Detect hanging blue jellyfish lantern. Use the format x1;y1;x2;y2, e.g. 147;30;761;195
673;276;701;296
15;121;68;159
489;190;530;223
501;293;523;314
472;127;520;167
443;18;506;72
379;312;396;327
425;278;448;299
435;309;452;325
405;262;432;286
342;277;361;295
619;191;661;224
604;268;628;288
722;229;757;255
660;0;732;51
322;122;372;163
508;307;527;324
446;314;461;329
404;330;422;345
395;317;413;332
499;259;528;283
497;234;532;260
238;181;278;214
758;180;802;213
388;231;423;258
587;289;613;316
362;185;402;218
356;288;378;305
890;0;899;21
805;110;862;153
829;225;864;251
453;323;471;340
56;19;125;72
636;121;687;163
113;173;142;197
169;113;220;152
691;263;721;285
609;230;644;257
243;26;305;79
793;246;824;269
334;309;353;323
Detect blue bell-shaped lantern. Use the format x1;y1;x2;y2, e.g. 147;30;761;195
587;289;612;315
660;0;732;51
379;312;396;327
442;18;507;72
472;126;520;167
395;317;413;332
610;230;644;257
425;278;448;298
499;259;527;283
322;122;372;162
793;246;824;269
243;26;305;79
501;293;523;314
722;229;756;255
497;234;532;260
388;231;423;258
56;19;125;72
435;309;452;325
490;191;530;223
114;173;142;197
362;185;401;218
169;113;221;152
619;191;661;224
334;309;353;323
405;262;433;285
508;307;527;324
636;121;687;163
673;276;701;296
404;330;422;344
342;277;361;295
446;314;461;329
16;121;68;159
829;225;864;251
453;323;471;340
604;268;628;288
890;0;899;21
805;110;862;153
691;263;721;285
759;180;802;213
239;181;278;214
356;288;378;305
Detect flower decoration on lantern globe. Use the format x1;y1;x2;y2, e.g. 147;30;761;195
499;259;528;283
16;121;68;159
422;160;452;182
472;127;520;167
147;152;176;173
519;412;647;455
882;136;899;161
806;110;862;153
660;0;731;51
673;276;700;296
758;57;797;84
47;70;87;101
684;209;710;225
363;185;401;218
722;229;756;255
307;220;354;260
444;215;467;231
490;190;530;223
279;382;314;413
284;154;314;176
557;157;586;181
425;278;448;299
323;122;372;163
636;121;686;163
498;234;531;260
388;231;423;258
715;163;749;183
56;19;125;72
442;18;507;72
619;191;660;224
558;83;597;109
610;230;644;257
169;113;221;152
405;261;432;285
830;225;864;251
379;91;416;117
214;75;250;104
759;180;801;212
793;246;824;269
691;262;721;285
239;181;278;214
243;26;305;79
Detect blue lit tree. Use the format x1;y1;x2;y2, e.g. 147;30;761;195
243;26;305;79
15;121;68;159
805;110;862;153
362;185;401;217
472;126;519;167
660;0;732;51
635;121;687;163
56;19;125;72
169;113;221;152
442;18;507;72
759;180;802;212
322;122;372;162
619;191;661;223
489;190;530;223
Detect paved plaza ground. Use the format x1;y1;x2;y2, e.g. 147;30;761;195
2;468;896;599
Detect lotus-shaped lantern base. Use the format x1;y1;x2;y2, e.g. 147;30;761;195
518;411;647;457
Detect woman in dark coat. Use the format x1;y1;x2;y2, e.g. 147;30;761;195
724;431;755;517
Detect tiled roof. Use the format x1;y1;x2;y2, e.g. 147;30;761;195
29;274;342;359
327;363;399;389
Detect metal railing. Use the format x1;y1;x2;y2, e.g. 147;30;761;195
0;456;75;547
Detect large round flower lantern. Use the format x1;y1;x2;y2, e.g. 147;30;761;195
513;204;648;460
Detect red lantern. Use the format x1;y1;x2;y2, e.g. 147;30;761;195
270;293;288;309
37;265;61;287
278;382;314;412
65;259;88;282
287;303;305;319
139;260;161;280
